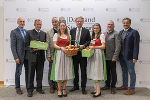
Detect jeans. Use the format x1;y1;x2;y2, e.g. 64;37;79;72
15;59;28;90
119;55;136;90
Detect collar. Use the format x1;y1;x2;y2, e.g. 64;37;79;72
124;27;130;32
18;26;24;31
35;29;40;33
77;27;82;31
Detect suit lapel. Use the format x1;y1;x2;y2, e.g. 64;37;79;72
80;28;84;42
16;28;24;41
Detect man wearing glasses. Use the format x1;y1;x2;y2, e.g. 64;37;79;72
70;16;91;94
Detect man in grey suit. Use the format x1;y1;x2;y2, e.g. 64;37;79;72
46;17;58;93
102;20;121;94
10;17;28;94
25;19;46;97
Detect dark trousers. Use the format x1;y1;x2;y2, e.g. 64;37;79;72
15;59;28;90
27;57;44;92
105;60;117;88
72;54;87;89
48;62;56;88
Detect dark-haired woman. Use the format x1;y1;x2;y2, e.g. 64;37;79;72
87;23;106;97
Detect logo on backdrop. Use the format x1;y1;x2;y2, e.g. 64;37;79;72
5;0;16;2
16;8;27;12
129;8;140;12
106;8;117;12
140;18;150;22
60;8;71;12
5;18;16;23
38;8;49;12
138;60;150;64
26;0;38;1
117;0;128;1
83;8;94;12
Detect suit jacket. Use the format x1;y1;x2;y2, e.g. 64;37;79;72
25;29;46;62
46;28;55;60
10;27;27;62
104;30;121;60
70;27;91;48
120;28;140;60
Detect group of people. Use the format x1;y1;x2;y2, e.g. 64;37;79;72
10;16;140;98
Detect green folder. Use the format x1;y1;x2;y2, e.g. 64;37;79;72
82;49;94;57
30;41;48;50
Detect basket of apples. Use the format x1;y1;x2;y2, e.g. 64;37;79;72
64;40;79;56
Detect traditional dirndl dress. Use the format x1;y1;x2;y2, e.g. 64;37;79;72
51;34;74;82
87;34;107;82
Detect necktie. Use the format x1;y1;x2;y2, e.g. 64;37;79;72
76;29;80;43
105;32;110;41
21;29;25;42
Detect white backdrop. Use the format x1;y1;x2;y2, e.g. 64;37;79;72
3;0;150;88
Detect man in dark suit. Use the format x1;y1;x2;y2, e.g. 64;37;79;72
70;16;91;94
117;18;140;95
10;17;28;94
25;19;46;97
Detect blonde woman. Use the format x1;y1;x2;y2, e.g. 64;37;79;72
51;20;74;97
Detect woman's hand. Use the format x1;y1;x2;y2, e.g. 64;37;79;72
89;46;95;49
61;47;67;53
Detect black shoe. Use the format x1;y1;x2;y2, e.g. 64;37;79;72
62;89;67;97
16;89;23;95
91;91;96;94
27;92;33;97
82;89;87;95
69;87;79;92
58;94;62;97
36;90;45;94
111;88;116;94
93;92;101;98
101;85;110;90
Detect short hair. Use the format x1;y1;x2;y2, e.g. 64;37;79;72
34;19;42;24
122;18;131;23
75;16;84;22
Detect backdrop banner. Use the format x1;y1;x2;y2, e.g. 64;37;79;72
4;0;150;88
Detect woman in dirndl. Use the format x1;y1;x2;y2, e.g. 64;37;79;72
87;23;107;97
51;20;74;97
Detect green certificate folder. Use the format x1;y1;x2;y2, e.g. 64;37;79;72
82;49;94;57
30;41;48;50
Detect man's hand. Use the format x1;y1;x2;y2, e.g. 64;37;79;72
47;57;52;62
112;59;117;62
33;49;39;51
80;45;85;50
133;59;137;63
15;59;20;64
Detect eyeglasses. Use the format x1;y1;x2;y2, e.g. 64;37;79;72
76;21;83;23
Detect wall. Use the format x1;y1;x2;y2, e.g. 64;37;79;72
2;0;150;88
0;0;4;82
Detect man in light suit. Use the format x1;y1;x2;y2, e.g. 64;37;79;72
102;20;121;94
46;17;58;93
10;17;28;94
117;18;140;95
70;16;91;94
25;19;46;97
